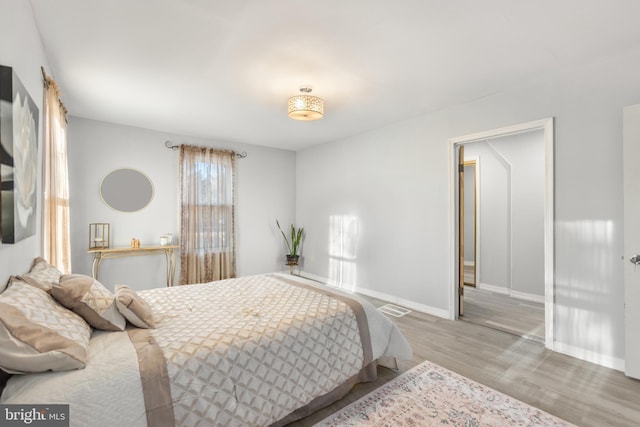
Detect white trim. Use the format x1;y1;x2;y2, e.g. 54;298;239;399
510;290;545;304
476;283;544;303
449;119;552;144
477;282;510;295
449;118;555;350
448;142;457;319
298;272;451;319
554;342;625;372
623;104;640;379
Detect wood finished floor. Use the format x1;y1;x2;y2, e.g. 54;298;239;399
462;285;545;342
289;295;640;427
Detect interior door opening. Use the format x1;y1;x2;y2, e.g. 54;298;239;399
450;118;554;349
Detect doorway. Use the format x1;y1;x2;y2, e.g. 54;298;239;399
449;118;554;349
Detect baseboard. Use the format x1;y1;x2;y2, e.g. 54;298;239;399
477;282;509;295
476;283;544;303
553;341;625;372
297;272;451;319
296;271;344;288
510;290;544;304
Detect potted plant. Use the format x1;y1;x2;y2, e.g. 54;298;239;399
276;220;304;265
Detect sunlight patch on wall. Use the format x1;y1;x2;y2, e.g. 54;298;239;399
562;219;614;243
556;219;615;291
328;215;359;291
554;219;617;363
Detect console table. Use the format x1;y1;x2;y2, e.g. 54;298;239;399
88;245;180;287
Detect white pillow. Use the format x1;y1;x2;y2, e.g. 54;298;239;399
18;257;63;292
0;278;91;374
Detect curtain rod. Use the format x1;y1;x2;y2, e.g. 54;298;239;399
164;141;247;159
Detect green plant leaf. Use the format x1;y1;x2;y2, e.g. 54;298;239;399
276;219;303;256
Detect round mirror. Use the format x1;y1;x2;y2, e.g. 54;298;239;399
100;168;154;212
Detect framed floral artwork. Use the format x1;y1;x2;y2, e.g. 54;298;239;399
0;65;39;244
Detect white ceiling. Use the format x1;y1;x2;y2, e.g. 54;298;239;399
29;0;640;151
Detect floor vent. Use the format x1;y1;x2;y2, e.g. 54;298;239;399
378;304;411;317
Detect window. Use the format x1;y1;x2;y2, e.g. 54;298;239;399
179;145;236;284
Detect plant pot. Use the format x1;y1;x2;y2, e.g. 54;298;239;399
286;255;300;265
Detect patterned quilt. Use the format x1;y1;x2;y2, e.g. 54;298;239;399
130;274;377;426
1;274;412;427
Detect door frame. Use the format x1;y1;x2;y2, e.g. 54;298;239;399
623;104;640;378
463;158;479;287
448;118;554;350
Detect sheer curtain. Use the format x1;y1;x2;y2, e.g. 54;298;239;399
41;67;71;273
179;144;236;284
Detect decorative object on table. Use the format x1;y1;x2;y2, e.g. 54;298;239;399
276;220;304;267
160;233;173;246
0;65;39;244
130;238;140;248
314;359;576;427
89;223;110;249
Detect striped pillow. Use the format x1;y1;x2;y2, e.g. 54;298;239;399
51;274;126;332
115;285;156;328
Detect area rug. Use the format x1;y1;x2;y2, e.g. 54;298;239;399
314;360;576;426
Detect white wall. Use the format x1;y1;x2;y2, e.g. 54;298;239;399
465;141;511;290
491;132;545;297
67;117;296;291
296;44;640;369
0;0;51;285
464;131;545;298
297;114;452;316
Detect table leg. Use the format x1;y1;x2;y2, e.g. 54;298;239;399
165;250;177;287
91;253;103;280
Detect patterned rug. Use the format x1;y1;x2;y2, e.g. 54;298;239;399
315;360;576;426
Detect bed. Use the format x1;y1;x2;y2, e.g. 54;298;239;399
0;259;412;427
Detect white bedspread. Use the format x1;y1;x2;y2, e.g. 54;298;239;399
1;274;411;426
282;274;411;363
2;330;148;427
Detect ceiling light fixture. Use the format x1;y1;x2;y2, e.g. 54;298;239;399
287;87;324;121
